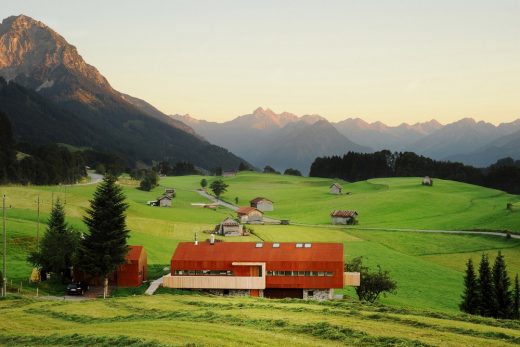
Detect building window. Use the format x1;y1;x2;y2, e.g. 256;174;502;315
256;242;263;248
296;243;303;248
273;243;280;248
304;243;312;248
308;290;314;297
266;270;334;277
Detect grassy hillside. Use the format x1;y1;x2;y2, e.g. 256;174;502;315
215;172;520;231
1;173;519;313
1;294;520;347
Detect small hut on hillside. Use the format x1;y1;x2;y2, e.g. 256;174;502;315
250;197;274;212
329;183;343;195
215;217;244;236
236;207;263;223
422;176;433;186
330;210;358;225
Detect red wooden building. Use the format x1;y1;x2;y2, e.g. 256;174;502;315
117;245;148;287
164;241;359;299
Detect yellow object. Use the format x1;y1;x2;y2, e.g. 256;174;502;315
30;268;40;283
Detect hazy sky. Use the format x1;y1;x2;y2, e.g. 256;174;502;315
3;1;520;124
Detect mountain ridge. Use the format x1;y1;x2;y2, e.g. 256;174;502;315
0;14;248;170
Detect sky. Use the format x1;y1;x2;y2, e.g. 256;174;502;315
2;0;520;125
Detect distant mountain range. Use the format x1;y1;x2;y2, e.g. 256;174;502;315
174;108;520;171
2;14;519;174
0;15;246;170
173;108;370;173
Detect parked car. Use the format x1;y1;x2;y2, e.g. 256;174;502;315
66;282;88;295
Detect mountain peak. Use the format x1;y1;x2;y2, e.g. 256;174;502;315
0;14;111;96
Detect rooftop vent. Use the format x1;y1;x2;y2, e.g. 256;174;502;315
255;242;263;248
273;243;280;248
210;234;215;245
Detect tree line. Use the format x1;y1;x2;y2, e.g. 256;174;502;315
28;176;130;298
460;252;519;319
309;150;520;194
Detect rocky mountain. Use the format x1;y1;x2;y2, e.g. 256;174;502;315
0;15;246;169
408;118;520;165
173;108;371;173
446;127;520;167
333;118;442;150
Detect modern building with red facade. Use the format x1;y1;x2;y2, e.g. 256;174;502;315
117;245;148;287
163;241;359;299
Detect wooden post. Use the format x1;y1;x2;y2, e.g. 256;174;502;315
2;194;6;297
36;195;40;250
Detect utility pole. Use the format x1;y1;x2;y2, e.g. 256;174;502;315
36;195;40;251
2;194;6;297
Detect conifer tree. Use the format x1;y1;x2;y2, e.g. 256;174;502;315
27;199;80;281
78;175;129;298
460;258;480;314
492;251;512;318
478;253;496;317
513;274;519;320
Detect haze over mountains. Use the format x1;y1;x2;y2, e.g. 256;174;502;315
174;109;520;171
0;15;246;170
1;14;519;175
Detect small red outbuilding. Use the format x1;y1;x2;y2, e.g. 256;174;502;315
117;245;148;287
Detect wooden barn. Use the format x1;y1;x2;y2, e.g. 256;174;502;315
250;197;274;212
117;245;148;287
330;210;358;225
157;195;172;207
215;217;244;236
236;207;263;223
329;183;343;195
422;176;433;186
164;241;360;300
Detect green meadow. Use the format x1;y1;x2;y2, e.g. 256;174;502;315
1;172;519;315
1;294;520;347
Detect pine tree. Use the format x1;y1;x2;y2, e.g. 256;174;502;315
27;199;80;282
513;274;519;320
460;258;480;314
492;251;513;318
78;175;129;298
478;253;496;317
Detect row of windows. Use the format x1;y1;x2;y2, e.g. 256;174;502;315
173;270;334;277
267;271;334;277
174;270;233;276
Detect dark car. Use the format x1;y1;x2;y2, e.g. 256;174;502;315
66;282;88;295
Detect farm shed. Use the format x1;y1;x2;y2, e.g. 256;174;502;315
223;170;237;177
117;245;148;287
157;195;172;207
164;241;359;300
215;217;244;236
164;188;176;198
329;183;343;194
236;206;263;223
250;197;274;212
330;210;358;225
422;176;433;186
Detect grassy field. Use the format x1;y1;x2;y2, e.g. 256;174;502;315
1;293;520;347
1;172;519;314
215;172;520;231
